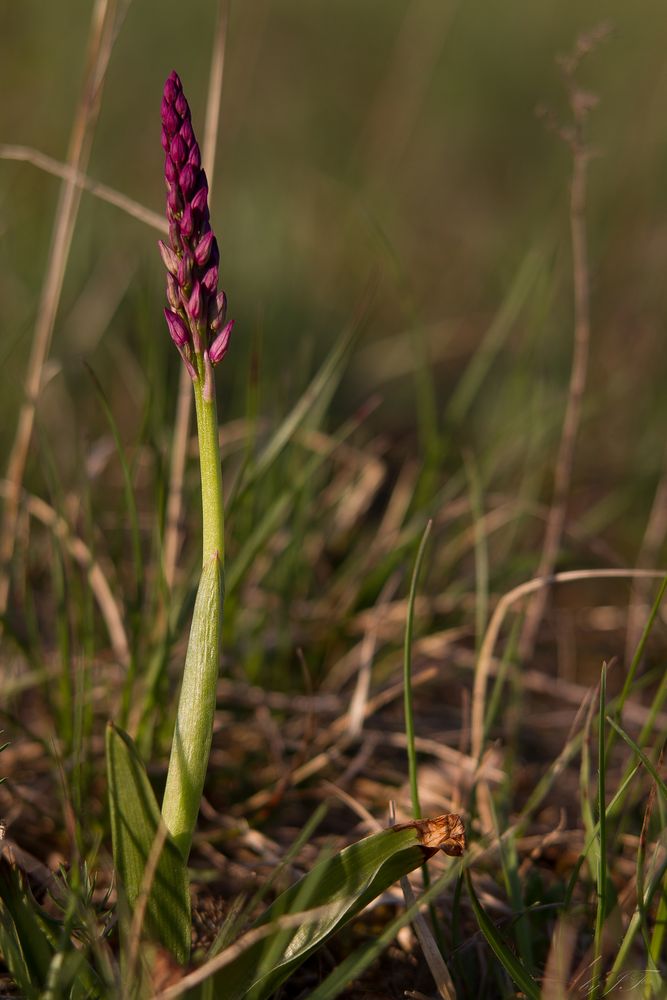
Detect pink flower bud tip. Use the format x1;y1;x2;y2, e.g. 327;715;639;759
209;319;234;365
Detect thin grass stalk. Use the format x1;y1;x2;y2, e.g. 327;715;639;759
588;663;607;1000
636;783;657;998
0;144;167;233
563;759;641;910
0;0;120;625
402;520;447;953
604;844;667;992
464;452;489;652
611;574;667;749
518;44;599;664
647;865;667;997
404;520;432;820
625;450;667;665
121;818;170;997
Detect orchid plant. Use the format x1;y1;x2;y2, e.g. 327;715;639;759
0;72;465;999
103;72;465;993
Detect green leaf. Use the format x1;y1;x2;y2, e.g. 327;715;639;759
161;553;222;861
214;814;465;1000
465;870;540;1000
106;723;190;965
605;715;667;802
0;858;54;998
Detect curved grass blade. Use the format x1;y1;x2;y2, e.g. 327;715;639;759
106;723;190;965
605;716;667;802
465;870;540;1000
308;860;463;1000
211;815;465;1000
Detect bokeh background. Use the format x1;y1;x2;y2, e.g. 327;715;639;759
2;0;667;621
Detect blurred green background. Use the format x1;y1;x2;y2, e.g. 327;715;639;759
2;0;667;561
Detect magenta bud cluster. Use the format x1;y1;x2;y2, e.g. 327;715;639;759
160;71;234;378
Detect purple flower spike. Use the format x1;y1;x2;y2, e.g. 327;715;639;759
159;71;234;376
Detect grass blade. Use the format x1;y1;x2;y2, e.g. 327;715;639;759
404;519;432;820
588;663;608;1000
605;716;667;802
190;815;464;1000
106;723;190;966
465;870;540;1000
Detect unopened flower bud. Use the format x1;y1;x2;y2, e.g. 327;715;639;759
191;186;208;218
177;253;193;290
209;319;234;364
179;163;198;200
180;205;195;239
165;155;179;183
164;308;190;348
202;264;218;294
167;186;183;216
188;280;203;321
170;134;187;166
210;290;227;331
158;240;179;276
169;222;182;253
180;119;195;147
161;106;180;137
175;93;190;120
163;73;180;103
194;230;214;267
166;273;180;311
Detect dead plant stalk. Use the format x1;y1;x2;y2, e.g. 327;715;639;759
519;71;595;663
0;0;119;624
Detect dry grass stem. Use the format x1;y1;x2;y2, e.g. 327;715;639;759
152;903;342;999
472;568;666;762
123;819;170;997
0;480;130;668
347;574;399;737
0;144;167;233
519;37;602;665
400;873;457;1000
0;0;119;624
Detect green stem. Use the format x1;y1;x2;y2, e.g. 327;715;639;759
193;370;225;567
162;361;225;860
